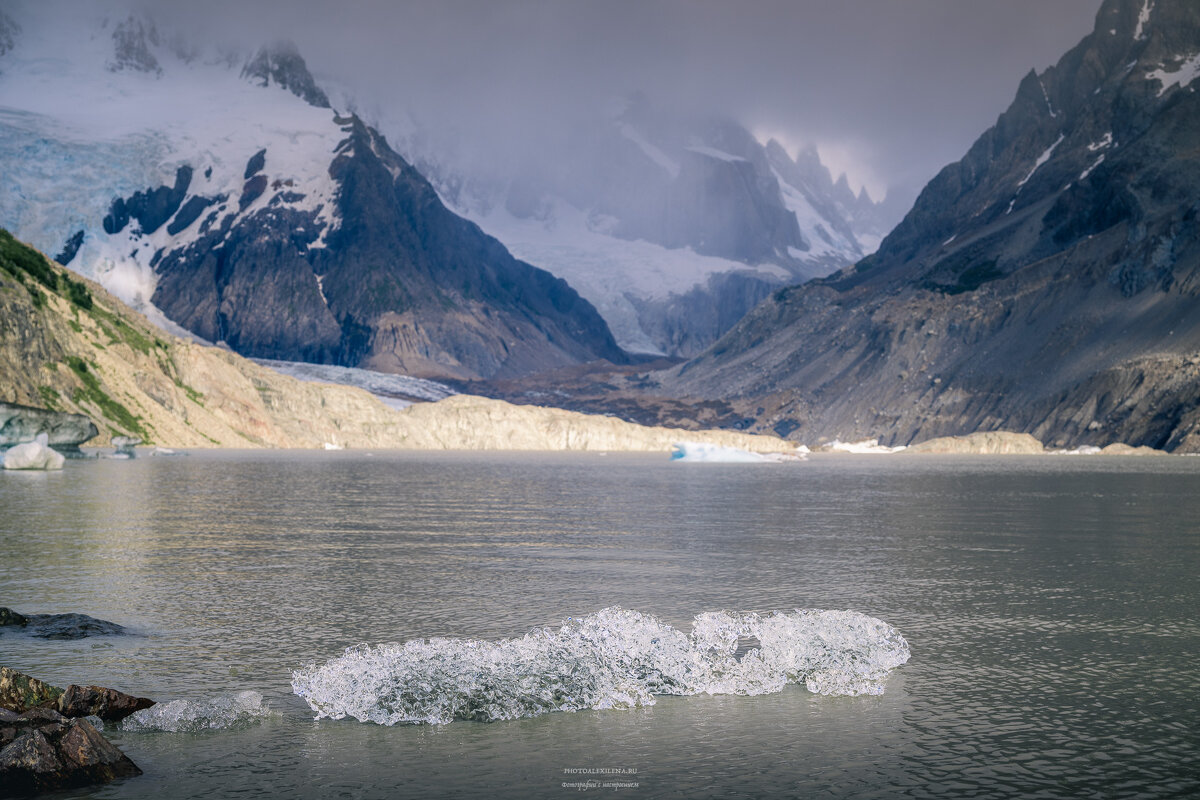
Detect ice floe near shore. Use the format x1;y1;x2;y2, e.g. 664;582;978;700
825;438;906;454
2;433;65;470
120;691;270;733
291;607;909;725
670;442;806;462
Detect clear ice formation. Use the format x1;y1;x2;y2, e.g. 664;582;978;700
120;691;270;732
292;607;910;726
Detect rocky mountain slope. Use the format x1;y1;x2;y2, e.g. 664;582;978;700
0;10;625;381
407;95;895;357
661;0;1200;453
0;230;792;453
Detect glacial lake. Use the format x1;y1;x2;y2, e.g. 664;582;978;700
2;451;1198;799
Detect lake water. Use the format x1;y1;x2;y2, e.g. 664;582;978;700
2;451;1198;798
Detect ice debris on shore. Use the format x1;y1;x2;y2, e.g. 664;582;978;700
120;691;269;732
292;607;910;725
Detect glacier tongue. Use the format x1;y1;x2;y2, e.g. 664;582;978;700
291;606;910;725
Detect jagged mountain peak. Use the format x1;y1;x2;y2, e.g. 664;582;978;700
662;0;1200;453
107;12;162;76
0;9;19;61
830;0;1200;294
241;40;331;109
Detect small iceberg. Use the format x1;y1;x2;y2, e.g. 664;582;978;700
120;691;270;733
111;436;141;459
1052;445;1103;455
292;607;909;726
826;438;906;454
2;433;65;470
670;442;803;463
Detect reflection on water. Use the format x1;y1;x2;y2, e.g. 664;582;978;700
2;451;1199;798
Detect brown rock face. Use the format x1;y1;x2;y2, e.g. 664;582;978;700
0;728;63;775
57;718;141;778
904;431;1046;455
0;712;141;795
58;685;155;722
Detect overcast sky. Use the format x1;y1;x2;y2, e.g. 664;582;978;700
150;0;1103;203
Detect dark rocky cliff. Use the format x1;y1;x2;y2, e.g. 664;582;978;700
662;0;1200;452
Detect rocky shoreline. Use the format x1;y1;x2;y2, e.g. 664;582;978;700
0;666;152;795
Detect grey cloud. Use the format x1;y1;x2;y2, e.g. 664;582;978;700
136;0;1102;201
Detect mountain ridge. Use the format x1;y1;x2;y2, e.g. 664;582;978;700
0;10;627;381
658;0;1200;452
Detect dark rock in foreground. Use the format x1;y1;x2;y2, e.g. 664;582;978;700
0;669;151;793
0;708;141;796
0;667;153;722
0;402;98;450
0;608;127;639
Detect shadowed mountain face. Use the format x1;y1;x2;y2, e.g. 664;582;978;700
662;0;1200;451
146;115;627;380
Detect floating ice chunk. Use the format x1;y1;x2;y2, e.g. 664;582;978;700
291;606;910;725
120;691;270;732
3;433;65;470
1052;445;1103;455
826;438;906;454
111;436;140;458
670;442;802;463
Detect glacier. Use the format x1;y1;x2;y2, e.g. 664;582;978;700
253;359;456;408
0;7;344;321
291;606;910;725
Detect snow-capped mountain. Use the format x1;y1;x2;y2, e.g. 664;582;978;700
0;6;625;380
396;95;894;357
664;0;1200;452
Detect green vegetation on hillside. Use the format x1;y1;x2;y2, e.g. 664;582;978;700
65;356;149;440
0;228;93;310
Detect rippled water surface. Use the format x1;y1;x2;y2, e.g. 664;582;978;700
2;451;1198;798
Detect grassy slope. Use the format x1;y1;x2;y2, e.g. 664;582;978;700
0;230;795;452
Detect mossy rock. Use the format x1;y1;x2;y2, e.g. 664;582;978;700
0;667;65;714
